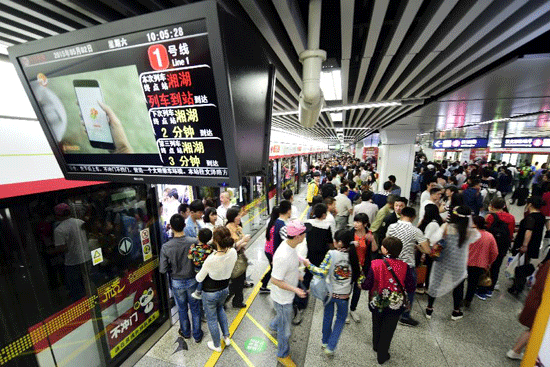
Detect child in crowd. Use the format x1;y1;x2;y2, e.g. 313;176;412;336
189;228;214;300
362;237;416;365
302;229;361;357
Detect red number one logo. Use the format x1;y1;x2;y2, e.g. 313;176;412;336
148;44;169;70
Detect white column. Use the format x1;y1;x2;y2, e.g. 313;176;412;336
355;141;364;159
377;128;418;201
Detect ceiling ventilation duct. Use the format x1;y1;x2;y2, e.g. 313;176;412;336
299;0;326;128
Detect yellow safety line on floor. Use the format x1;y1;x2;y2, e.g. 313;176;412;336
245;313;278;346
299;205;308;220
230;340;256;367
204;267;269;367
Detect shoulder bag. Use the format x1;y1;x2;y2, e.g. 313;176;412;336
310;250;336;305
383;258;411;312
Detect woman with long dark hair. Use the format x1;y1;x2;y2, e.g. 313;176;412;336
196;226;237;352
348;213;378;323
302;229;361;357
425;205;480;321
416;203;444;293
225;206;251;308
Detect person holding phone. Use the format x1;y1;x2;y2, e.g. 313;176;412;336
74;79;133;153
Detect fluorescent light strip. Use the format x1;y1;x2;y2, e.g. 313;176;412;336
272;101;402;116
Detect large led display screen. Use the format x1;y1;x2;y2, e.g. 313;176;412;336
9;1;273;187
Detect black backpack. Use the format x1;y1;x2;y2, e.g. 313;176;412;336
487;213;511;255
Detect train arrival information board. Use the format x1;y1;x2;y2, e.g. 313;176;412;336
13;18;231;184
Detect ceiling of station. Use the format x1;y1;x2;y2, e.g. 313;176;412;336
395;54;550;137
1;0;550;144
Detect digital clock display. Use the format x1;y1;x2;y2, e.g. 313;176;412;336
146;27;186;42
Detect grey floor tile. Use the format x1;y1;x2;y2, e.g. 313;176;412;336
133;355;182;367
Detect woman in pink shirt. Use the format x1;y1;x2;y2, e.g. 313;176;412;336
464;216;498;307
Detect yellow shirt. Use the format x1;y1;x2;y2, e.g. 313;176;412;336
306;182;319;204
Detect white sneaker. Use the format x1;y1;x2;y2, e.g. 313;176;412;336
191;291;202;300
349;310;361;323
224;337;231;347
207;341;222;353
345;317;350;324
506;349;523;360
494;284;500;291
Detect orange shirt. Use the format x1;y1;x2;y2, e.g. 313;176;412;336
354;232;368;266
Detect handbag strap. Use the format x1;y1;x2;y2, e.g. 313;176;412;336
383;258;409;303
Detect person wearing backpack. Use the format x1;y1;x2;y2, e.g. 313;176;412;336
481;180;501;215
464;216;498;306
302;229;361;357
362;236;416;364
484;197;515;296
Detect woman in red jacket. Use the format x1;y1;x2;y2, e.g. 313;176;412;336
464;216;498;306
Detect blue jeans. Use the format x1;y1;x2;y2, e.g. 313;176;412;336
202;288;230;348
322;297;349;351
401;266;417;320
270;301;293;358
171;278;202;341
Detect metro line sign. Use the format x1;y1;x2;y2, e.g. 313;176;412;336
432;138;488;149
503;137;550;148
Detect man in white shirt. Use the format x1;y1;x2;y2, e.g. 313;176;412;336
335;186;353;231
217;191;231;223
323;197;337;233
387;207;431;327
418;187;443;223
270;221;309;367
420;179;440;205
353;191;379;225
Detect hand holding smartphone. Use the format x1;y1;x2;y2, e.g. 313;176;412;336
73;79;116;150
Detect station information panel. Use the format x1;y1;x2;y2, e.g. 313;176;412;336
15;19;230;183
10;1;273;187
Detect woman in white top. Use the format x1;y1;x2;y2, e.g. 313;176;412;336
425;206;480;321
416;204;444;294
196;226;237;352
203;207;223;231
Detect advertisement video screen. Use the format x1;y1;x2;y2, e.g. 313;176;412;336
12;16;234;185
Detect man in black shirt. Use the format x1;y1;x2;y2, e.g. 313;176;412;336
509;197;546;295
160;214;203;342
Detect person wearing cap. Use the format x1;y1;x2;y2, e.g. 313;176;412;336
52;203;91;301
270;220;309;367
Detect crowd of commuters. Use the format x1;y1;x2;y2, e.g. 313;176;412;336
160;154;550;366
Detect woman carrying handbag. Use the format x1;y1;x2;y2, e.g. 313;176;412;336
425;206;481;321
225;207;251;308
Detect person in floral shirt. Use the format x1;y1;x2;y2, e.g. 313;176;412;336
362;237;415;365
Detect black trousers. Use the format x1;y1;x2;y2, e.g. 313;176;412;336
465;266;485;302
229;272;246;306
428;279;465;310
512;254;535;293
371;308;402;364
486;253;506;292
350;282;361;311
261;252;273;288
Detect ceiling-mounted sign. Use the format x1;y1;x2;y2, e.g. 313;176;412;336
503;137;550;148
432;138;488;149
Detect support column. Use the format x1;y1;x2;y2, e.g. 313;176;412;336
377;128;418;201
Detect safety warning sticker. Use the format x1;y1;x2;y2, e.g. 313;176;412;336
92;248;103;265
140;228;152;262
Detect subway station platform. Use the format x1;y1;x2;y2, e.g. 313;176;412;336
134;191;531;367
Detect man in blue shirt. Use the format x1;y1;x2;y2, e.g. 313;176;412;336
184;200;204;239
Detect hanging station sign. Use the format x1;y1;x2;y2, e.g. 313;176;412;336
432;138;488;149
502;137;550;148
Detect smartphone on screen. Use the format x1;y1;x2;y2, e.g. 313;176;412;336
73;79;115;150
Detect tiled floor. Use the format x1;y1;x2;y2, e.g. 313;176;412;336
135;192;537;367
